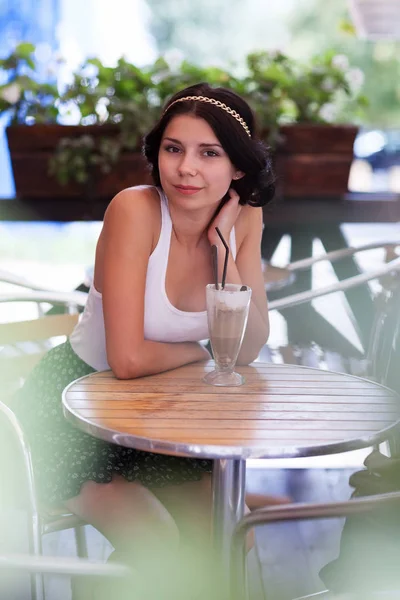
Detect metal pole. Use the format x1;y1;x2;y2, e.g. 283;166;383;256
231;520;249;600
212;459;246;594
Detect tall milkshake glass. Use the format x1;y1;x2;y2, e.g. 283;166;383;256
203;283;252;387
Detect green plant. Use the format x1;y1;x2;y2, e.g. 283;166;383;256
0;42;59;124
245;48;367;142
1;42;367;185
48;135;121;185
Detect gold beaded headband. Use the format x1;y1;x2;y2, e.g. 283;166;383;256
164;95;252;138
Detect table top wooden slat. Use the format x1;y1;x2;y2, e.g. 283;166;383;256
68;382;393;396
72;409;398;421
62;361;400;459
66;394;396;406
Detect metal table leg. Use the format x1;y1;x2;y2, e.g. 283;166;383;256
212;459;246;594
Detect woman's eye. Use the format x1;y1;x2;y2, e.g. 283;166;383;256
164;145;180;153
204;150;219;157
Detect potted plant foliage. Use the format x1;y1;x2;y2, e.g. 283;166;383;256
0;42;366;202
1;43;162;199
0;43;244;201
244;49;367;196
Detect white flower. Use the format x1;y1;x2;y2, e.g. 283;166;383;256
96;97;110;123
321;77;335;92
332;54;349;70
319;103;337;122
345;68;365;92
0;82;21;104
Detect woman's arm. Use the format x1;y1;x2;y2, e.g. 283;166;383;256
98;189;210;379
208;196;269;365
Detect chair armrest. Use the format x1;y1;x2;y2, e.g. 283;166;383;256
0;290;88;309
268;256;400;312
0;553;130;577
231;491;400;600
233;490;400;541
286;242;400;272
0;269;57;291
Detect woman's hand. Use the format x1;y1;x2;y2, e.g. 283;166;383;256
208;188;242;247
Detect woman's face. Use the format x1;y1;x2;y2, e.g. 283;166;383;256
158;114;237;210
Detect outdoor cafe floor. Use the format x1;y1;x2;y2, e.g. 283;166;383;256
1;220;399;599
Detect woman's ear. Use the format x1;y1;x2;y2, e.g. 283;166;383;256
232;171;245;181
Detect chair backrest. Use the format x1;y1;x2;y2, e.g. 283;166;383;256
0;313;79;392
0;291;86;397
367;276;400;390
386;315;400;395
0;400;37;515
0;312;79;398
0;293;85;554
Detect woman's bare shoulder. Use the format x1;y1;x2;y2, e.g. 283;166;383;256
104;185;161;222
97;186;162;258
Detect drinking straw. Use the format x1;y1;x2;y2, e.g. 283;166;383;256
215;227;229;289
211;244;219;290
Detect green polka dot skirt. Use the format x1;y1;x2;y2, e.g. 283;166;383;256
12;340;212;505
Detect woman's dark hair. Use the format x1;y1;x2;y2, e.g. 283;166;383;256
143;83;275;207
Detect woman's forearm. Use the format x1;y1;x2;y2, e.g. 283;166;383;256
110;340;210;379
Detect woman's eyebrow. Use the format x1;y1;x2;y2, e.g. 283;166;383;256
163;137;222;149
163;137;182;144
199;143;223;148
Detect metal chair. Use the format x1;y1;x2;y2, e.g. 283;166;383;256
0;290;88;395
265;244;400;378
0;552;130;600
0;290;89;600
0;269;60;291
231;492;400;600
234;272;400;600
267;242;400;314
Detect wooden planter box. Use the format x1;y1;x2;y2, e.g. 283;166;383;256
6;123;358;202
6;124;152;200
273;124;359;197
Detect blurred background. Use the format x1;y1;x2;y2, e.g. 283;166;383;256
1;0;400;197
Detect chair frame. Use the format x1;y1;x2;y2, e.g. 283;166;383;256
0;290;88;310
0;269;57;291
266;246;400;373
0;552;130;600
0;291;88;600
0;552;129;576
268;244;400;313
231;491;400;600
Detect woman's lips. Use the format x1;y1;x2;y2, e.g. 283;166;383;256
174;185;202;195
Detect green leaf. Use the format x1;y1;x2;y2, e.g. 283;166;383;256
339;18;357;36
14;42;35;59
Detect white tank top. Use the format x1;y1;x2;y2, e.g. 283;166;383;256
69;186;237;371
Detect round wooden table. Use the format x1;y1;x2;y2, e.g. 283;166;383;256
62;361;400;584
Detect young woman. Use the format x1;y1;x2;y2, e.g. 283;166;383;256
13;82;277;595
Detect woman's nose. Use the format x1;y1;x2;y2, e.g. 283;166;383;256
178;154;198;176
